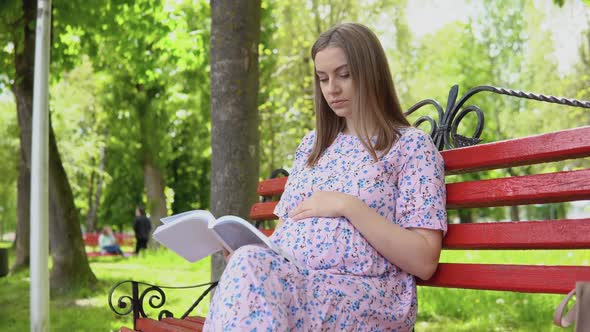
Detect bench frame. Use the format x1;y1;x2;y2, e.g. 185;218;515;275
109;84;590;331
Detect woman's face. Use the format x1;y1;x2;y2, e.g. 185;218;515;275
314;47;355;120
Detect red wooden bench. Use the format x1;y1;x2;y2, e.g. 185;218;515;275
110;85;590;331
84;232;135;257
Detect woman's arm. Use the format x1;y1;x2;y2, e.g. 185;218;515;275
289;192;443;280
343;196;442;280
276;217;285;229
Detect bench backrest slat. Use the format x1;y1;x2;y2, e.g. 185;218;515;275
444;219;590;249
417;263;590;294
443;126;590;174
447;169;590;209
257;177;288;196
250;201;279;221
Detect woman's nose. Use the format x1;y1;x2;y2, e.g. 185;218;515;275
327;79;340;94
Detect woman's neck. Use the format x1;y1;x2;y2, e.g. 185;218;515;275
343;122;376;137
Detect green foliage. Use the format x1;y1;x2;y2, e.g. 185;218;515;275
50;59;107;224
0;92;18;235
0;0;107;92
164;0;212;213
0;0;19;91
402;0;590;223
85;0;213;220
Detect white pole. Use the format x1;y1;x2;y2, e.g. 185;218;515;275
30;0;52;331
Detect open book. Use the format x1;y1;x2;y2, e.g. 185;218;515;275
152;210;303;269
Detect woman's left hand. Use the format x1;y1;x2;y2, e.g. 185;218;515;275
289;191;358;221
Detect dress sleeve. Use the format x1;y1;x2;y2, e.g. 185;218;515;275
273;131;315;220
393;129;447;234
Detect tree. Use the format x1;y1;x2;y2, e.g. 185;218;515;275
50;59;107;233
209;0;261;281
89;1;172;235
89;0;213;234
0;0;96;291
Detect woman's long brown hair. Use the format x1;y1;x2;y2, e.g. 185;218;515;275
307;23;410;167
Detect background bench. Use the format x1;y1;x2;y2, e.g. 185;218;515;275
84;232;135;257
110;85;590;331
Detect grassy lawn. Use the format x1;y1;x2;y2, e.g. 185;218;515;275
0;245;211;332
0;242;587;331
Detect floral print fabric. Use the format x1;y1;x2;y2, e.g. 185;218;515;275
204;127;447;332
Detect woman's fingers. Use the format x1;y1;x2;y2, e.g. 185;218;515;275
290;208;311;221
289;202;306;218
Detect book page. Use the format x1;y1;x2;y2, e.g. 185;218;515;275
211;216;304;270
160;210;215;225
153;210;222;262
210;215;267;251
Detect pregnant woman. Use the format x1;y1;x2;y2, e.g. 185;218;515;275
204;22;447;332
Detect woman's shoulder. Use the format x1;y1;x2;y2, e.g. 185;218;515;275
397;126;437;147
385;126;438;158
298;130;316;149
398;126;430;138
302;130;316;142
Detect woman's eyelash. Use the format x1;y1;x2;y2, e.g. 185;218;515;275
318;74;349;82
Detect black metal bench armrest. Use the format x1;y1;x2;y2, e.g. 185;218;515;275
108;279;218;330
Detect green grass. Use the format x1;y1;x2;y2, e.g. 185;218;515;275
0;245;211;332
0;243;586;331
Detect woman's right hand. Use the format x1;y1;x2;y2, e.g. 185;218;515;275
222;249;233;263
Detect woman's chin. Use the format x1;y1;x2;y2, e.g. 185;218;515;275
331;108;352;118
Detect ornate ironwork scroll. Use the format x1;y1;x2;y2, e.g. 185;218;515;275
405;85;590;151
108;279;218;330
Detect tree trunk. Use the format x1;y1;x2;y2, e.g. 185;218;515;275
48;124;97;292
12;0;97;291
11;0;36;272
135;83;167;240
13;154;31;271
509;206;520;222
210;0;261;282
85;146;105;233
143;159;167;242
85;161;95;232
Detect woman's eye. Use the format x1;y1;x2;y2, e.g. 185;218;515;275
340;72;350;78
319;78;328;83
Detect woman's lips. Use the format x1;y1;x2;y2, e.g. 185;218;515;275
330;100;347;108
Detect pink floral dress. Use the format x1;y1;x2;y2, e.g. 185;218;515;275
204;127;447;332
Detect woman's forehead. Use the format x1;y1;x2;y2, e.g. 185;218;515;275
314;47;348;72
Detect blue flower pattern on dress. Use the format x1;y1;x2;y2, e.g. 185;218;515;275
205;127;446;332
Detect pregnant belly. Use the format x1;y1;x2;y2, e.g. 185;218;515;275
273;216;390;276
